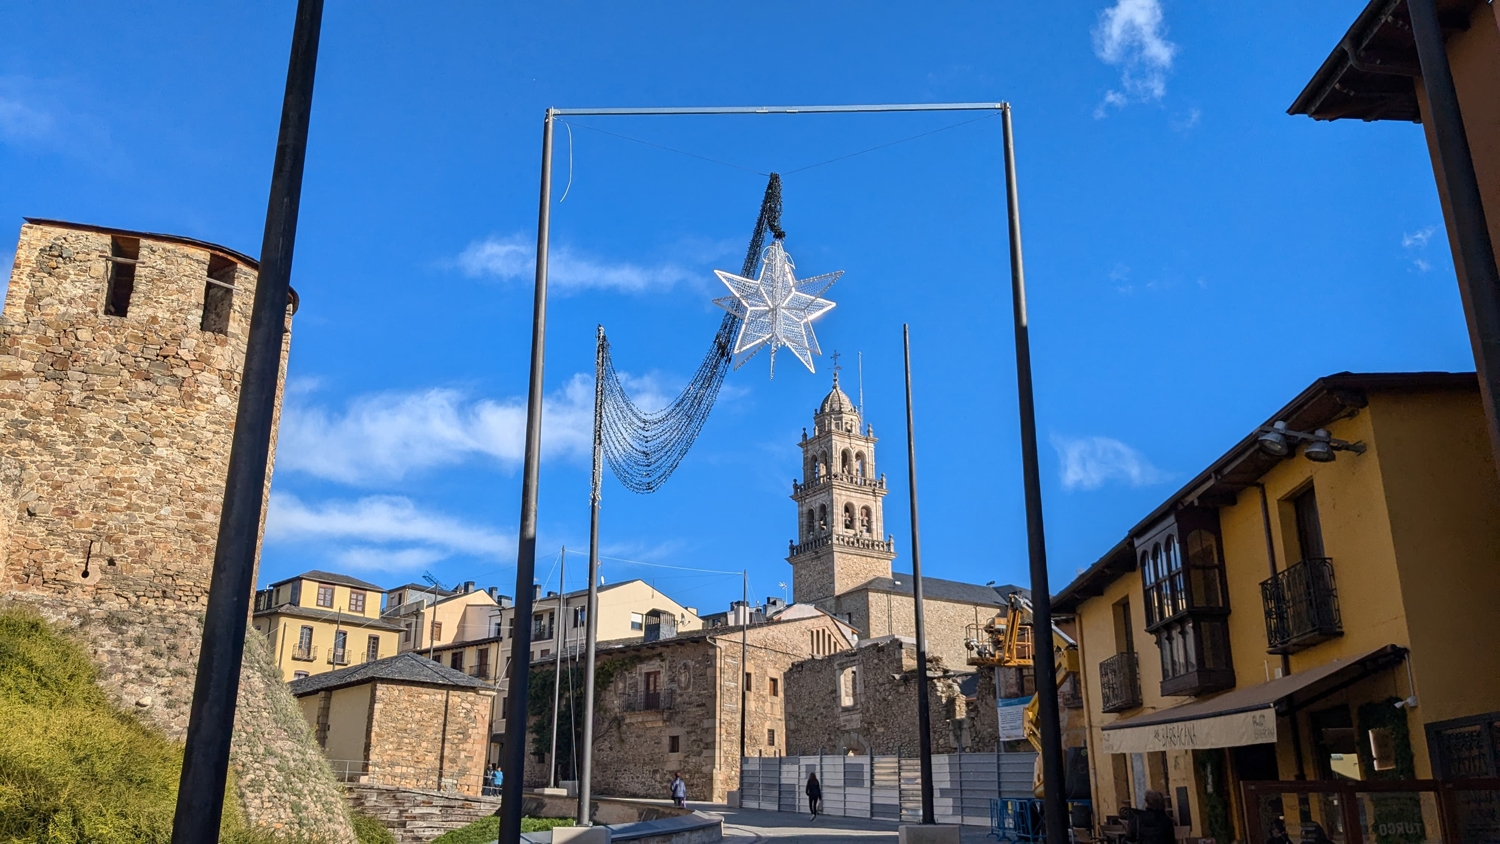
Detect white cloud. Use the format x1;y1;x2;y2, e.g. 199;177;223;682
1402;225;1439;272
1051;434;1165;491
455;234;701;295
278;372;674;485
1093;0;1178;117
265;492;514;574
0;76;112;157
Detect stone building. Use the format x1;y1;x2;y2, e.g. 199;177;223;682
0;220;353;841
253;569;404;681
788;372;1024;668
783;635;970;757
524;602;857;802
290;652;496;797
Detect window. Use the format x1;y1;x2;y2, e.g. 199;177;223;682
348;590;366;614
1112;598;1135;655
817;504;827;531
403;624;413;644
860;506;872;535
767;728;776;746
745;672;753;695
202;253;235;334
431;653;441;662
293;671;309;680
769;676;779;697
532;612;553;640
840;666;858;707
289;582;302;605
501;697;509;719
295;625;314;659
103;237;139;317
476;647;489;679
630;613;644;631
855;452;866;478
332;631;347;664
316;585;334;608
366;635;380;662
1293;486;1326;560
840;449;851;473
539;648;550;658
450;652;464;671
668;735;681;753
431;621;442;643
572;606;586;628
644;671;662;710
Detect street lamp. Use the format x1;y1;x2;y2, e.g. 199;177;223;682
1256;421;1366;462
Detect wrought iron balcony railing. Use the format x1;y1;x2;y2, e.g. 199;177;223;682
1099;651;1142;713
291;644;318;662
328;648;349;666
469;664;490;680
623;688;675;713
1261;557;1342;654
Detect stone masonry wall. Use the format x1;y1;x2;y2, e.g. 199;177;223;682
231;628;356;843
343;785;499;844
0;223;351;838
368;683;495;797
840;591;1000;670
783;637;967;758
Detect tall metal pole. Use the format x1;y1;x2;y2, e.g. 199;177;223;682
739;571;748;760
577;326;606;826
498;107;555;844
1408;0;1500;480
548;547;567;788
171;1;322;839
902;325;936;826
1002;104;1067;844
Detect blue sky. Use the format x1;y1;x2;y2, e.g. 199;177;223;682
1;2;1472;614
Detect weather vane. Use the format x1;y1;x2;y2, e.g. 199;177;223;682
713;240;841;377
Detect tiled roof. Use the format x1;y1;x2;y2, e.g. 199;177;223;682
269;569;385;592
287;652;487;696
857;572;1025;607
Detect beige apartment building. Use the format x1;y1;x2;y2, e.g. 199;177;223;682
386;580;505;654
253;570;403;682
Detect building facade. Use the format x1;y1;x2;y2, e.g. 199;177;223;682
1056;372;1500;841
522;603;857;802
253;570;404;681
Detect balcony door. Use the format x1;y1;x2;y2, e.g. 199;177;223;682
1293;486;1326;561
644;670;661;710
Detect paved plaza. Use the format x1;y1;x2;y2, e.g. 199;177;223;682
704;803;998;843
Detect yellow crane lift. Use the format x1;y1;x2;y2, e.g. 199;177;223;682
965;592;1080;796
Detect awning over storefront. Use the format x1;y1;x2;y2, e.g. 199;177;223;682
1100;645;1406;754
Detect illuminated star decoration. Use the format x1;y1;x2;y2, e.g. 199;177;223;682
713;240;841;377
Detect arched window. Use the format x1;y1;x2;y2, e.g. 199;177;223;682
840;450;852;474
855;453;867;479
843;503;856;530
806;509;815;537
817;504;827;531
860;506;872;535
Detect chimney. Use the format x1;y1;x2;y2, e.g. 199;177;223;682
498;594;513;608
547;591;558;598
486;586;499;601
685;607;697;616
533;584;540;601
463;580;476;593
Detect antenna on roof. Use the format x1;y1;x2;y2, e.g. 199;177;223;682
422;571;450;592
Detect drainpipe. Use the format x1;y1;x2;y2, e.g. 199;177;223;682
1254;484;1294;682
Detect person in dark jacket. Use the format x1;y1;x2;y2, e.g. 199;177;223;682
806;772;823;820
1126;790;1175;844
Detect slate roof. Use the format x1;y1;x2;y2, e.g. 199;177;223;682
268;569;385;592
287;652;486;696
253;603;404;632
856;572;1026;607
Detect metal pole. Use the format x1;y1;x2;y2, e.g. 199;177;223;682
1001;103;1067;844
1408;0;1500;480
553;102;1003;117
549;547;566;788
577;326;606;826
498;107;554;844
171;1;322;839
739;571;748;760
902;325;936;825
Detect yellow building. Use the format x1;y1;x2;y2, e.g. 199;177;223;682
385;580;504;655
1055;372;1500;842
253;570;403;682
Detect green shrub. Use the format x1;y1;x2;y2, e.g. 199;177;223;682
351;812;397;844
0;607;253;844
430;816;573;843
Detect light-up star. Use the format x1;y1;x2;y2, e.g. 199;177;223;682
713;240;841;377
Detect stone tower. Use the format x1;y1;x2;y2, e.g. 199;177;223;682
788;371;896;606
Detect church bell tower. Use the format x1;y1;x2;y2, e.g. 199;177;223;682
788;368;896;607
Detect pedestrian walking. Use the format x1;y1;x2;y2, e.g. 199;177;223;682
806;771;822;820
670;771;687;809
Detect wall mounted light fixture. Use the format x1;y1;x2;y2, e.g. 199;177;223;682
1257;421;1367;462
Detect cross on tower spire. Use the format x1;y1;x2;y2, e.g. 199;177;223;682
830;350;842;385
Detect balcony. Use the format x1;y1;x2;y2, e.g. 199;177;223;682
788;532;896;557
792;472;887;497
623;688;675;713
328;648;349;666
291;644;318;662
1099;652;1142;713
469;664;491;681
1261;558;1343;654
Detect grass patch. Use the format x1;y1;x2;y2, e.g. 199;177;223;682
0;606;274;843
430;816;574;843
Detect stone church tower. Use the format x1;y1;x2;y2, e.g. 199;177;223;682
788;371;897;607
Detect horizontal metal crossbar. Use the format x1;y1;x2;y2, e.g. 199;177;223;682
552;102;1006;116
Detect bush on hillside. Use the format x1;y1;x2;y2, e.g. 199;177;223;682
351;812;397;844
0;607;253;844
